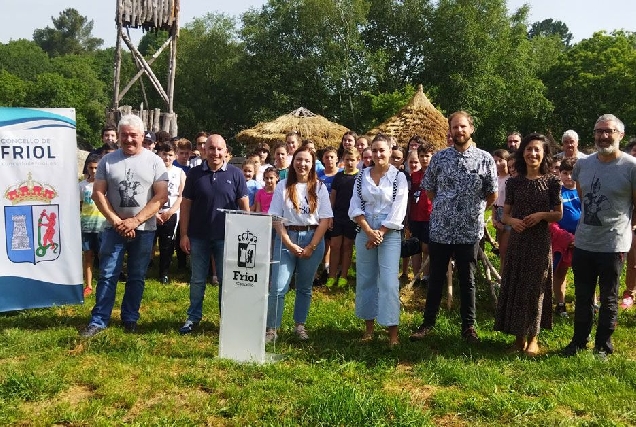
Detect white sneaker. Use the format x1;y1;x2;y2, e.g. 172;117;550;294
295;324;309;340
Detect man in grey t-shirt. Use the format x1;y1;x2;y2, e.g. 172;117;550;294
80;114;168;337
562;114;636;357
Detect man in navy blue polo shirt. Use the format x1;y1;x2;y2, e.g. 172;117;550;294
178;134;249;334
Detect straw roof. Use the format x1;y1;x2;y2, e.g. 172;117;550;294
235;107;349;152
366;84;448;151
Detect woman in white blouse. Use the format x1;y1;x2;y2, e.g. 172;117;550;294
349;134;408;346
266;145;333;342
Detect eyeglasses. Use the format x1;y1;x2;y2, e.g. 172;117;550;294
594;129;620;135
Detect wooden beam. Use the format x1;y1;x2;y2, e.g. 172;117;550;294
119;28;169;105
118;35;172;101
113;24;123;110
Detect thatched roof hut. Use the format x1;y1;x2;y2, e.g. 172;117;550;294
236;107;349;153
366;84;448;151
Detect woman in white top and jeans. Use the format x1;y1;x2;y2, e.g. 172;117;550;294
349;134;408;346
266;145;333;342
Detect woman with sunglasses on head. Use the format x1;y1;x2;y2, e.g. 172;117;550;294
349;133;408;346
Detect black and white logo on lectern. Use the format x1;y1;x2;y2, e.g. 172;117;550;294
237;230;257;268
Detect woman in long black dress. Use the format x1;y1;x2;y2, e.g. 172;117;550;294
494;133;563;356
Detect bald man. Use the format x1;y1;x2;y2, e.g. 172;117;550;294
178;135;249;334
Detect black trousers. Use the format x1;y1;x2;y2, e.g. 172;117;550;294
155;214;178;277
571;248;624;353
422;241;478;331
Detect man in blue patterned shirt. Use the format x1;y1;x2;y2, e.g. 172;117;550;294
410;111;498;343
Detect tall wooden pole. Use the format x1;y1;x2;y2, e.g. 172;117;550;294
113;23;122;110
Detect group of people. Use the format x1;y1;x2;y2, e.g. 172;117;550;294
78;111;636;359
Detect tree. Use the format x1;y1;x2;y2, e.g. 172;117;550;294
240;0;376;131
363;0;434;92
543;31;636;146
0;70;28;106
0;40;52;80
416;0;553;149
33;8;103;57
528;18;573;48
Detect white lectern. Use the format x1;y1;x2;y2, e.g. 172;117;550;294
218;210;282;363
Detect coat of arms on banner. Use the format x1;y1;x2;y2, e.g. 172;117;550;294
237;230;257;268
4;172;60;264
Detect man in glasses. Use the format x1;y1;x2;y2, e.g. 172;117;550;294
563;114;636;359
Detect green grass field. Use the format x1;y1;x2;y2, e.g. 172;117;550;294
1;245;636;426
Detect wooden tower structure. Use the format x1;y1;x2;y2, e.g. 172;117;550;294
110;0;180;135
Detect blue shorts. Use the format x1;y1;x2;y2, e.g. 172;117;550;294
82;232;101;252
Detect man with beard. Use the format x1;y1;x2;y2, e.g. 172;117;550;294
410;111;497;343
506;132;522;154
562;114;636;358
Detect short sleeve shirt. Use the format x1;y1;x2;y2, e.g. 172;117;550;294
573;153;636;252
424;145;497;244
95;148;168;231
269;180;333;225
183;161;248;240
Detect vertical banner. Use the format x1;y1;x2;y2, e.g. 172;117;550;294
0;107;83;312
219;212;272;363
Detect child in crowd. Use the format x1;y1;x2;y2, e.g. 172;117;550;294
551;158;580;317
551;156;561;176
173;138;192;173
319;147;340;192
273;142;289;180
255;142;272;178
390;146;405;171
355;136;368;156
507;156;517;178
243;158;263;209
404;143;435;284
361;147;373;169
79;154;107;296
253;167;278;213
337;131;357;169
301;139;325;176
401;151;422;279
155;141;186;284
247;152;264;185
491;149;511;272
326;148;360;288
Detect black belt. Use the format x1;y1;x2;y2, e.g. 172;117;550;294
286;225;318;231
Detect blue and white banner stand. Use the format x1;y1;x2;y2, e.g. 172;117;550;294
219;210;283;363
0;107;83;312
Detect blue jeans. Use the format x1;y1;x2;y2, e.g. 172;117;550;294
267;230;325;329
89;228;155;327
571;248;624;353
186;237;225;322
354;214;401;326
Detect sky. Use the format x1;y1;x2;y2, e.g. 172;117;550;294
0;0;634;47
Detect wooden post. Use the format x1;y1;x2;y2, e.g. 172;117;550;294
113;23;122;110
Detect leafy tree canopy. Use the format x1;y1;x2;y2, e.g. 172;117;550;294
33;8;103;57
